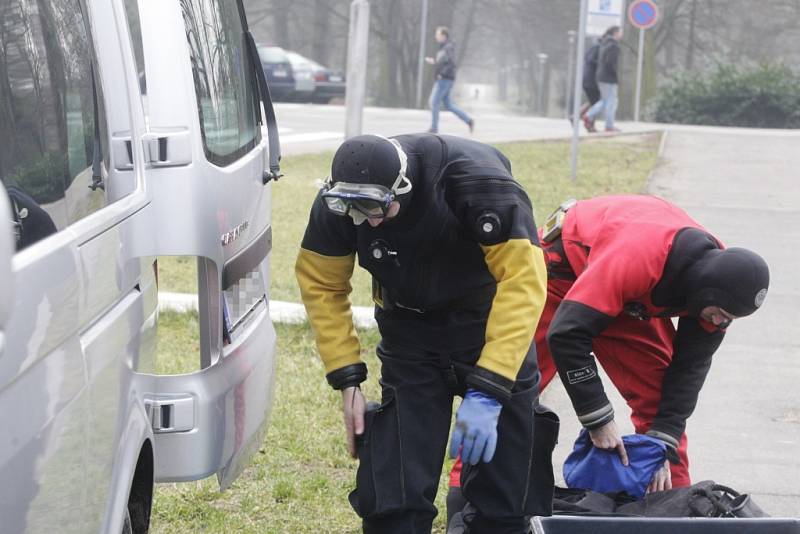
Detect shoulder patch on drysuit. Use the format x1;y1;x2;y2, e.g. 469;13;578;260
444;174;539;246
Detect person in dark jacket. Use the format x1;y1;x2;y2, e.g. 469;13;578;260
425;26;474;134
584;25;622;132
296;133;551;533
577;39;601;132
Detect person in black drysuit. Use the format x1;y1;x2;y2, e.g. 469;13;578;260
295;133;553;533
6;185;57;250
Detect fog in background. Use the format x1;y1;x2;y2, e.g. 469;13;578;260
244;0;800;118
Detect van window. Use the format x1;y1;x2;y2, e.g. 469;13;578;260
180;0;260;167
0;0;108;251
123;0;147;97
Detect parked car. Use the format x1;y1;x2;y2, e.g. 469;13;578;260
0;0;281;532
257;45;295;101
308;59;346;104
285;51;316;102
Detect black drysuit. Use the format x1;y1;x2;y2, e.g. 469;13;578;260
296;134;552;533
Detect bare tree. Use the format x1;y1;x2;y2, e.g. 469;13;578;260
241;0;800;116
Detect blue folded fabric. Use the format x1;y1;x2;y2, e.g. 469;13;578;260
563;429;667;499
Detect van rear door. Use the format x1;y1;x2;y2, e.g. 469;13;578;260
128;0;279;489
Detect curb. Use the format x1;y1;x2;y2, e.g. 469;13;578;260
643;130;669;194
158;292;378;329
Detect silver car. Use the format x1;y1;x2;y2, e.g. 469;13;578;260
0;0;281;532
285;51;316;102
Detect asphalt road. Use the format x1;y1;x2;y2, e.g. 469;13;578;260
274;101;657;155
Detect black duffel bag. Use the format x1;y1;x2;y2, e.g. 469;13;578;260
553;480;768;518
617;480;768;518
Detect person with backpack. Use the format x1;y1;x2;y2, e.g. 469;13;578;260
584;25;622;132
576;37;601;132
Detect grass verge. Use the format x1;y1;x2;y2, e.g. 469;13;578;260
151;134;661;532
156;134;661;306
151;318;440;533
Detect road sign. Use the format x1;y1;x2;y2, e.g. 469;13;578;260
586;0;623;37
628;0;659;30
629;0;659;122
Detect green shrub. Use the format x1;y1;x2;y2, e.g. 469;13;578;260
649;63;800;128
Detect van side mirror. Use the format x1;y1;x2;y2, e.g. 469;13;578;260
0;184;16;329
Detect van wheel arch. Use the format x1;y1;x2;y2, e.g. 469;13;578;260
127;440;154;533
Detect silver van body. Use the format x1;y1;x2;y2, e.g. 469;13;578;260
0;0;280;532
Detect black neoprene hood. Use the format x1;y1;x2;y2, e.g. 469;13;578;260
686;247;770;318
331;135;401;188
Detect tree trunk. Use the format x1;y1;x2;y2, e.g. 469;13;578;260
311;0;331;64
0;19;18;178
685;0;697;70
272;0;292;48
457;0;478;62
383;1;399;106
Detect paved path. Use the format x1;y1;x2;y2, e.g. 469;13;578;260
541;127;800;517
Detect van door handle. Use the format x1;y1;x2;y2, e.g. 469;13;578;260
145;395;195;433
143;128;192;167
111;132;134;171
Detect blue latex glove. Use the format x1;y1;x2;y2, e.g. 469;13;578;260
449;388;503;465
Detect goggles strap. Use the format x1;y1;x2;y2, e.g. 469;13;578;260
378;135;412;195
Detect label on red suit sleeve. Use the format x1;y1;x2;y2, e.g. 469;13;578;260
566;365;598;385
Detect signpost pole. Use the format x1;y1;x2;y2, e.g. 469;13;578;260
570;0;589;181
634;27;645;122
565;30;576;119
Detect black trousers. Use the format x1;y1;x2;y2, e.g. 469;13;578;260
348;338;550;534
583;82;601;105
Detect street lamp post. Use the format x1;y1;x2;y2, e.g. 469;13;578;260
345;0;370;138
570;0;589;181
498;66;507;102
522;59;531;112
537;52;548;116
566;30;576;118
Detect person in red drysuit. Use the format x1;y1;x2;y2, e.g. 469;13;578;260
446;195;770;525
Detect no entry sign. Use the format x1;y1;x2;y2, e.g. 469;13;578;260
628;0;659;30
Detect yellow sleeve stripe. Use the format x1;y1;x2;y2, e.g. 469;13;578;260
478;239;548;381
295;248;362;374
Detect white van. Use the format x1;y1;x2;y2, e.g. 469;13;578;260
0;0;281;531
